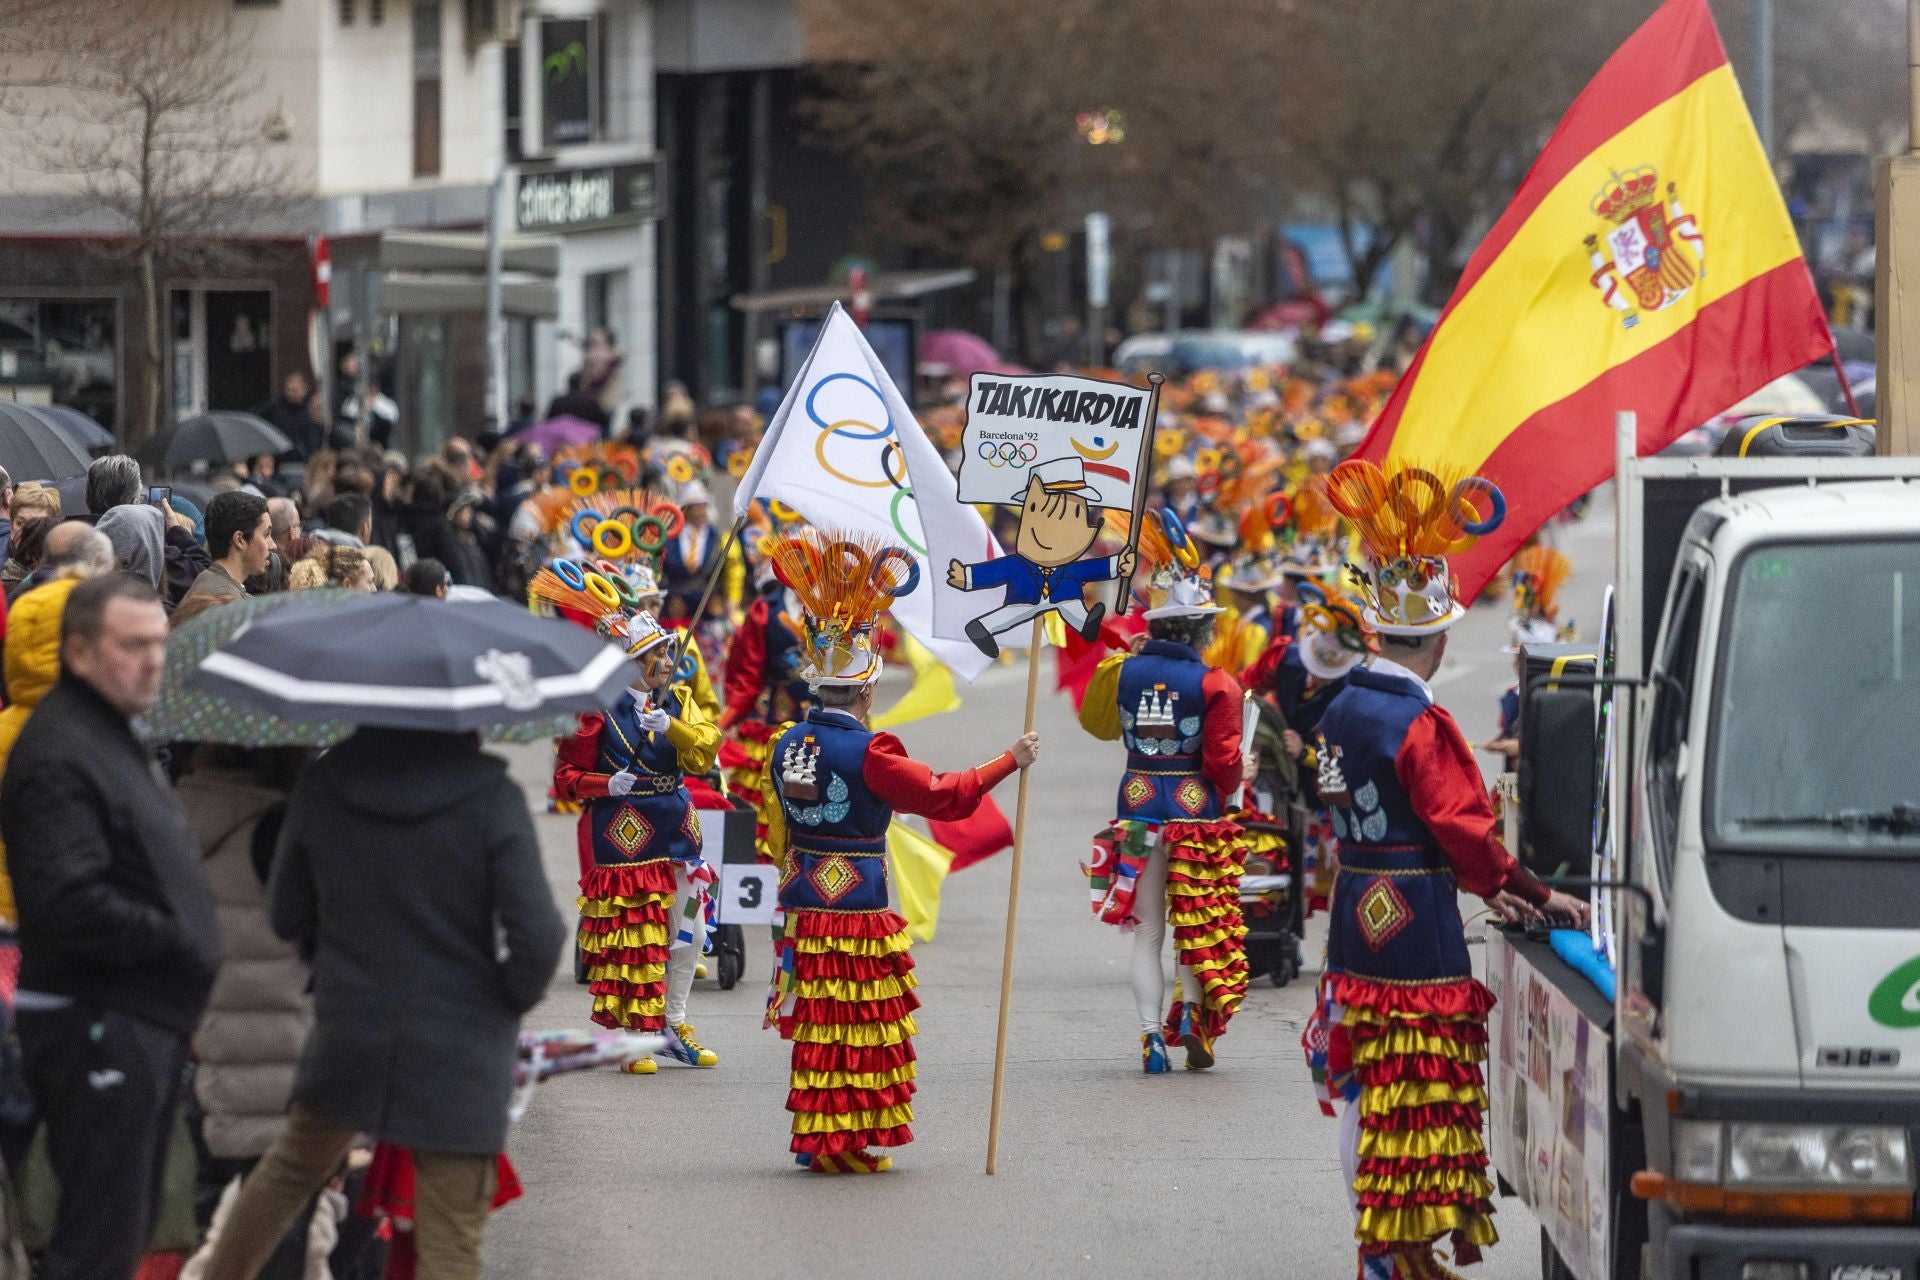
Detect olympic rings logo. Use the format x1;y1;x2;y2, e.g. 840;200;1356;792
799;370;928;556
976;440;1039;468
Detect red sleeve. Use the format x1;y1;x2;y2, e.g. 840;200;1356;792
1240;635;1292;693
1395;705;1550;905
722;597;768;720
861;732;1017;821
1200;667;1244;799
553;714;612;800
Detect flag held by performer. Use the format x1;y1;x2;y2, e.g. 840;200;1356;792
1355;0;1832;600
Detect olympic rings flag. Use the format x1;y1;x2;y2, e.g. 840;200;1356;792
732;302;1002;681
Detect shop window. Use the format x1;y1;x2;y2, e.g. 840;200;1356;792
413;0;442;177
0;297;119;432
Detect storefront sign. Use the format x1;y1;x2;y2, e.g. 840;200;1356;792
537;16;596;149
515;161;658;234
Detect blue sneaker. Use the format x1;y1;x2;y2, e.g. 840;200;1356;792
663;1023;717;1067
1141;1031;1170;1074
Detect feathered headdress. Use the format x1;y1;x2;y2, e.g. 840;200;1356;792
528;560;674;658
765;527;919;686
1112;507;1221;620
1276;480;1342;577
1294;580;1376;680
1325;458;1506;635
1507;545;1575;650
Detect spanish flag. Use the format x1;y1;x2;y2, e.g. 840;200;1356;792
1357;0;1832;598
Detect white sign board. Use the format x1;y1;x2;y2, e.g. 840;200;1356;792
956;372;1153;512
716;863;778;926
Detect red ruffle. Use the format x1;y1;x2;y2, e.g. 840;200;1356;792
1158;819;1245;845
1352;1018;1489;1049
1326;973;1495;1020
790;1125;913;1157
1362;1102;1487;1132
789;951;915;982
580;861;677;898
1357;1057;1485;1089
785;994;920;1026
1357;1189;1495;1212
789;910;911;942
1358;1153;1488;1180
785;1082;917;1114
789;1040;916;1075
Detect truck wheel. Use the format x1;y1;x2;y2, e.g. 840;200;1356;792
1539;1227;1577;1280
719;948;742;990
1614;1105;1652;1279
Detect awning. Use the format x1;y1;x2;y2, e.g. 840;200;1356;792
731;269;977;314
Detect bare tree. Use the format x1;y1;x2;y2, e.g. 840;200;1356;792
1;0;288;442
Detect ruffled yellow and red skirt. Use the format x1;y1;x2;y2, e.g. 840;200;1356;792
723;720;781;863
1160;818;1250;1041
775;909;919;1157
1327;970;1498;1272
578;861;675;1031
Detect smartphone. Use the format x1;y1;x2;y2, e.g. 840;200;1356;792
147;485;170;507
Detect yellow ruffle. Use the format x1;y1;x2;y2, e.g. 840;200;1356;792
789;974;919;1002
1167;858;1241;885
1355;1205;1498;1249
1356;1125;1487;1161
1340;1004;1487;1029
1353;1169;1495;1199
578;894;674;918
578;924;670;950
582;961;667;986
790;1064;918;1090
1352;1027;1487;1065
792;933;913;958
790;1104;915;1134
1167;920;1240;949
1359;1080;1488;1116
789;1015;919;1046
593;993;666;1021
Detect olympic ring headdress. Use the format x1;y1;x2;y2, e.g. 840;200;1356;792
528;560;676;660
1276;480;1343;578
1506;544;1575;651
1324;458;1506;635
1294;580;1376;681
765;526;920;688
1120;507;1223;621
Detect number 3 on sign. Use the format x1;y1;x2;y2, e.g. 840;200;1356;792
718;864;777;925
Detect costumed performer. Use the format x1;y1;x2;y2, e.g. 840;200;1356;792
1305;458;1587;1280
761;526;1036;1173
1483;545;1574;773
550;594;723;1074
1078;509;1254;1074
719;556;812;863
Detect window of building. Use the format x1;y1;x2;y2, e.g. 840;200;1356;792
0;297;119;432
338;0;352;23
413;0;442;178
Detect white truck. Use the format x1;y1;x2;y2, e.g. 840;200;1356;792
1489;414;1920;1280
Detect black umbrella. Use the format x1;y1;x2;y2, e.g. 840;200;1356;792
38;404;115;452
188;592;633;733
0;402;95;481
141;411;292;470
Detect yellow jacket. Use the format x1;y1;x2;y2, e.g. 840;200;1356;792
674;633;722;724
0;578;81;922
1077;653;1129;742
662;687;723;777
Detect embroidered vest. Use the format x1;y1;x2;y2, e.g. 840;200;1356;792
586;688;701;867
1113;641;1220;823
771;710;891;913
1314;667;1469;986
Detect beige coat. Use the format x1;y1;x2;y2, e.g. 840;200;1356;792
182;766;312;1159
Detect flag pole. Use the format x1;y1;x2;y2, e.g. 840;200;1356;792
1829;346;1863;418
687;515;750;630
985;613;1044;1175
1113;373;1165;618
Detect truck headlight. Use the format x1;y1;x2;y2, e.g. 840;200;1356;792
1725;1124;1912;1189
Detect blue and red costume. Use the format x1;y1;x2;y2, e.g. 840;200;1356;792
1242;634;1352;913
718;591;811;861
1306;660;1550;1277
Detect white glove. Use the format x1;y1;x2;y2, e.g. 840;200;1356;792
636;707;672;734
607;770;638;796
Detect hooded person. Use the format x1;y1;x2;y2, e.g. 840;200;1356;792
759;527;1035;1173
1303;458;1587;1280
544;576;722;1074
96;502;166;591
1078;508;1253;1074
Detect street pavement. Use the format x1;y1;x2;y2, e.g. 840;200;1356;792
483;496;1614;1280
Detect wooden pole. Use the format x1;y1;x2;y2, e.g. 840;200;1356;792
687;514;749;629
1113;374;1165;618
985;613;1045;1175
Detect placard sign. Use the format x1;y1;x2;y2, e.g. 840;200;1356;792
955;372;1153;511
717;863;778;926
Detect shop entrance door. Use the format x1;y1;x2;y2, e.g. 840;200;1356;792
170;288;273;419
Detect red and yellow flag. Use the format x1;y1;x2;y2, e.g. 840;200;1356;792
1357;0;1832;597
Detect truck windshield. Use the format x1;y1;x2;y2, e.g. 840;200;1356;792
1711;539;1920;853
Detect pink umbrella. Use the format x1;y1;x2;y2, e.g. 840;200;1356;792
920;330;1027;379
518;414;602;452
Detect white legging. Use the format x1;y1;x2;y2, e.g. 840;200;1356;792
662;864;708;1028
1130;843;1204;1036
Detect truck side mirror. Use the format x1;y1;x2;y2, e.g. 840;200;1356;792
1517;686;1597;877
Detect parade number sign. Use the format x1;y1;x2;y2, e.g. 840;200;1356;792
717;863;778;926
956;372;1153;511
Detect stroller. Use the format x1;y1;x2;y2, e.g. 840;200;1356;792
1239;697;1307;986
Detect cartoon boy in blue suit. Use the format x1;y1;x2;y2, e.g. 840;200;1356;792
947;457;1135;658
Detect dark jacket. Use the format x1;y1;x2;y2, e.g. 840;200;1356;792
270;728;565;1154
1;673;221;1035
